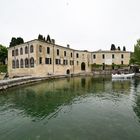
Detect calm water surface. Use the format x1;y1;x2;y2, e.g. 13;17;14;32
0;76;140;140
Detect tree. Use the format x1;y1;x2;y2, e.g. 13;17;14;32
16;37;24;45
9;37;24;47
0;44;8;64
118;46;121;50
51;39;55;44
123;46;126;51
9;37;17;47
38;34;44;40
110;44;116;50
130;39;140;65
46;35;51;43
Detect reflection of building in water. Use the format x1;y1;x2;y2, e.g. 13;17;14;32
8;37;131;78
112;80;131;93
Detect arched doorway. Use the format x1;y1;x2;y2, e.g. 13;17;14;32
66;69;70;74
81;62;86;71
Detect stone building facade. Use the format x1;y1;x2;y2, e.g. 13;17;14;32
92;50;131;65
8;39;131;78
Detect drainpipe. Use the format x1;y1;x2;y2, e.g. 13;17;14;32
53;44;54;74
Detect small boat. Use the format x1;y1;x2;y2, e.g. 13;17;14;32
112;73;135;79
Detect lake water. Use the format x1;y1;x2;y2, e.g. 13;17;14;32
0;76;140;140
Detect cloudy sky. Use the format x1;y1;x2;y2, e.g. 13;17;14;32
0;0;140;51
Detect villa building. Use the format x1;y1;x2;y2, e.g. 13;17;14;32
8;39;131;78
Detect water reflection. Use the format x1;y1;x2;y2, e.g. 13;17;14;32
0;76;134;122
1;76;140;140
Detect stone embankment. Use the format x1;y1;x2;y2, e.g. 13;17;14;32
0;72;93;91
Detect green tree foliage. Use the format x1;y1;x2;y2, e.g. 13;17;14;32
38;34;44;40
110;44;116;50
16;37;24;45
0;44;8;64
130;39;140;65
123;46;126;51
118;46;121;50
46;35;51;43
38;34;52;43
9;37;24;47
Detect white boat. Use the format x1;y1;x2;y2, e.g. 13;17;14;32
112;73;135;79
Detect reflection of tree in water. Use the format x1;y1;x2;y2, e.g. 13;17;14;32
133;94;140;121
131;79;140;121
81;78;86;88
112;80;131;93
0;87;78;121
0;76;133;121
0;77;92;121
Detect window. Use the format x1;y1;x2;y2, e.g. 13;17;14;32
47;47;50;54
16;49;18;56
121;54;124;59
66;60;68;65
30;57;34;67
39;57;42;64
25;58;29;68
77;61;79;65
30;45;34;53
121;61;123;65
76;53;79;58
93;54;96;59
16;59;19;68
57;49;59;56
39;45;42;52
20;59;24;68
12;50;15;56
112;54;114;59
25;46;28;54
102;54;105;59
55;59;61;65
71;52;73;57
20;48;23;55
64;51;66;56
46;58;52;64
70;60;74;65
12;60;15;68
63;59;68;65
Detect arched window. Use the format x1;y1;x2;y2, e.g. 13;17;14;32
16;49;18;56
39;45;42;52
12;50;15;56
20;48;23;55
30;57;34;67
30;45;34;53
12;60;15;69
25;58;29;68
25;46;28;54
16;59;19;68
20;59;24;68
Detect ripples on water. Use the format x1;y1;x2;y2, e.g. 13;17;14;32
0;76;140;140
